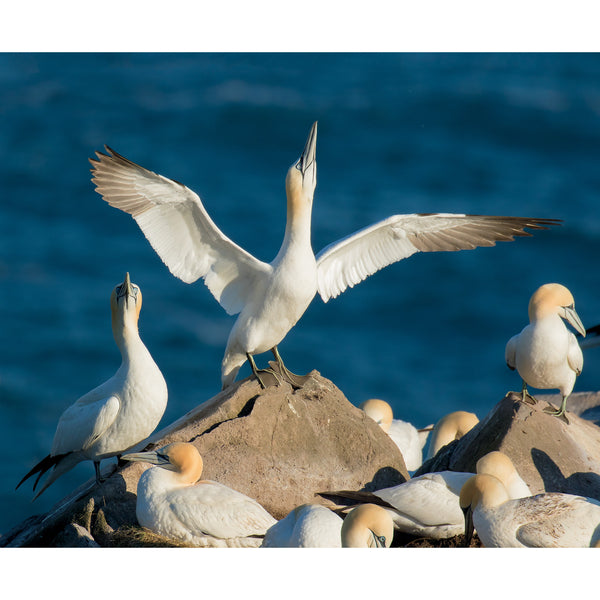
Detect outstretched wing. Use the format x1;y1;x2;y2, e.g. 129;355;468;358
51;392;120;455
90;147;271;315
316;214;560;302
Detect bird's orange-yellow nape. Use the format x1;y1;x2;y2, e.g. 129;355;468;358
160;442;204;484
527;283;574;322
476;451;518;483
459;473;510;512
341;503;394;548
359;399;393;432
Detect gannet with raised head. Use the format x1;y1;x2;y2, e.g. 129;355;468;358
17;273;168;498
505;283;585;423
425;410;479;460
460;473;600;548
261;503;343;548
320;450;530;540
122;442;276;547
341;503;394;548
90;122;560;389
359;398;430;471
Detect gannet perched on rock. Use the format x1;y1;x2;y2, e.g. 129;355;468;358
460;473;600;548
341;504;394;548
505;283;585;423
17;273;168;499
359;398;430;471
320;450;530;540
122;442;276;547
90;121;560;389
425;410;479;460
261;503;343;548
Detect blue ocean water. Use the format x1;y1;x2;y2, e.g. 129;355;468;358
2;52;600;536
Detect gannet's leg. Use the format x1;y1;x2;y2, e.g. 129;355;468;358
543;395;570;424
246;353;283;389
520;380;537;405
271;346;302;389
94;461;105;485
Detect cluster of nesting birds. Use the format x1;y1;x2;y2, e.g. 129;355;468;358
16;122;600;547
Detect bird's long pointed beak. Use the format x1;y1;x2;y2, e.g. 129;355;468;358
462;506;474;547
564;306;586;337
299;121;317;176
117;272;134;307
121;450;169;467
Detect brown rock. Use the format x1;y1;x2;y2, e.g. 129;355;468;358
2;370;408;547
415;391;600;501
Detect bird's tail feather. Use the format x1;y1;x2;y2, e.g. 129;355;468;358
16;452;81;499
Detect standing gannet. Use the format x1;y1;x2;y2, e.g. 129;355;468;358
321;450;530;540
359;398;430;471
425;410;479;460
341;504;394;548
17;273;168;498
90;122;560;389
505;283;585;423
261;503;343;548
460;473;600;548
122;442;276;547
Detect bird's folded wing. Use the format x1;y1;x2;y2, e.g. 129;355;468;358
51;394;120;455
315;214;560;302
567;333;584;375
505;334;518;370
167;481;276;539
90;147;271;315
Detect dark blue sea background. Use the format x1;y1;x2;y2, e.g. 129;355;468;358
2;53;600;536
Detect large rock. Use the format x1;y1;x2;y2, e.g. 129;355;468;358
415;391;600;501
1;370;408;547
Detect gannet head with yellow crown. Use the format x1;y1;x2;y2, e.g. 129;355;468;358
110;272;143;342
341;503;394;548
282;121;317;240
527;283;585;336
360;398;394;433
122;442;204;486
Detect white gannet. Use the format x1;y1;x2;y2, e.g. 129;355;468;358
359;398;430;471
459;473;600;548
505;283;585;423
475;451;531;499
425;410;479;460
17;273;168;498
122;442;276;547
321;450;530;540
90;122;560;389
261;503;343;548
341;503;394;548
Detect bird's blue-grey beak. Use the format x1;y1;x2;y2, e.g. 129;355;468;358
121;449;170;467
563;305;586;337
297;121;317;177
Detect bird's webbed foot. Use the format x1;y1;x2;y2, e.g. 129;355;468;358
271;347;303;390
246;353;283;389
520;382;537;405
543;397;570;425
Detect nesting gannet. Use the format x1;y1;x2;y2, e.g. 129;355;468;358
321;450;530;540
90;122;560;389
359;398;430;471
425;410;479;460
17;273;168;498
475;451;531;499
261;503;343;548
341;503;394;548
505;283;585;422
121;442;276;547
460;473;600;548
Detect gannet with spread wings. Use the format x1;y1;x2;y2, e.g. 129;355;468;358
90;122;560;388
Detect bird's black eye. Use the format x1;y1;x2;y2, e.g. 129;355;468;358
377;535;386;547
156;452;169;462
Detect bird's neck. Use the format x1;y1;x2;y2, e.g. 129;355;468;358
112;315;148;362
279;194;313;255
